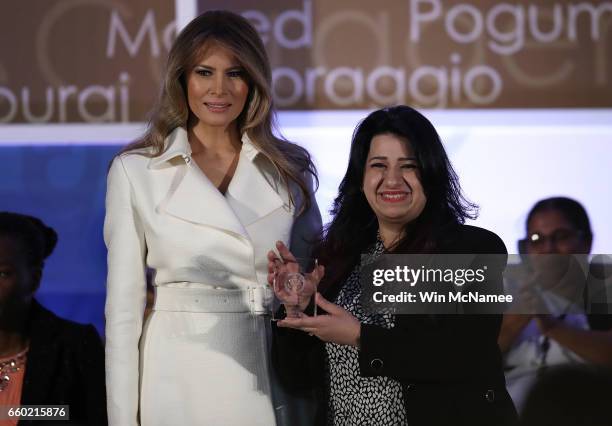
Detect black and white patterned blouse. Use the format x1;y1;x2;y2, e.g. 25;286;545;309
324;238;408;426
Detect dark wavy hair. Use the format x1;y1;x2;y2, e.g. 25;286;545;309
316;106;477;288
0;212;57;269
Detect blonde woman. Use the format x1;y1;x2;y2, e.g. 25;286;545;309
104;11;321;426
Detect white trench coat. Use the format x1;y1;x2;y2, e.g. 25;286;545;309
104;127;321;425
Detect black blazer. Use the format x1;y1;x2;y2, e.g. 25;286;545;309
19;300;107;425
272;225;518;426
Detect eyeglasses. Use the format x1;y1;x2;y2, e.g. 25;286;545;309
519;229;584;250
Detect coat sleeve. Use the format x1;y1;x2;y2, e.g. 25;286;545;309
288;171;322;259
271;323;323;394
104;156;147;426
273;170;324;393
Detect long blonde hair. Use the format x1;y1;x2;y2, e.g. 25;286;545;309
122;10;317;214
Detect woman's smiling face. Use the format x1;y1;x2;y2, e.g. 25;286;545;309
362;133;427;229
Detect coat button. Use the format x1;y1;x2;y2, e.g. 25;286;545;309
370;358;384;371
485;389;495;403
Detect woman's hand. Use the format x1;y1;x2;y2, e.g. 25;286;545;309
267;241;324;314
267;241;294;286
278;293;361;348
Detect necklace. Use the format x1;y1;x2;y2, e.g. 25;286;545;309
0;347;28;392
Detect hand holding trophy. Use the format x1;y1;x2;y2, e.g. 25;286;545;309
267;241;324;320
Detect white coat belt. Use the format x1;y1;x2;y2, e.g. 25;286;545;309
153;285;273;314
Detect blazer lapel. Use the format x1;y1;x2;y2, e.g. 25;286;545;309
226;134;287;227
151;128;249;239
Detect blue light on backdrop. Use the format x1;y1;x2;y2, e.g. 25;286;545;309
1;145;119;335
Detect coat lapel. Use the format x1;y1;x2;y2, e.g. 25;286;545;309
148;127;191;169
226;134;287;227
150;128;249;238
149;129;287;238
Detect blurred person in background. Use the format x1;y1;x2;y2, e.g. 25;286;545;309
499;197;612;413
0;212;106;425
104;10;321;426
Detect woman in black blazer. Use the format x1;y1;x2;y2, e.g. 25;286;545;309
269;106;518;426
